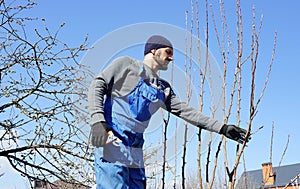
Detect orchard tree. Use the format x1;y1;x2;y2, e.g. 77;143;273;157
149;0;277;188
0;0;93;188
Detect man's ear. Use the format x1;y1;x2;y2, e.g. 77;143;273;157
150;49;156;55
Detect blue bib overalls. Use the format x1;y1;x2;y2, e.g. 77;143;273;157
94;76;165;189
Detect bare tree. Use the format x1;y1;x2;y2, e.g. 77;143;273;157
0;0;92;188
177;0;276;188
206;0;276;188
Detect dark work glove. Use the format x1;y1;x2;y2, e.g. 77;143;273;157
219;124;249;144
91;122;108;147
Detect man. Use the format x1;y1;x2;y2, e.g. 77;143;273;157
88;35;248;189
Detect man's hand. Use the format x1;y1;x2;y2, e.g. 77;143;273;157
219;124;250;144
91;122;108;147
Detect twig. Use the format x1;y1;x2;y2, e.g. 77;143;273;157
270;122;274;163
283;174;300;189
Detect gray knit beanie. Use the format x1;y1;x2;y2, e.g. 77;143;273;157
144;35;173;55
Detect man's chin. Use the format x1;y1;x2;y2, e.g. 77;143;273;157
161;61;171;70
160;65;169;71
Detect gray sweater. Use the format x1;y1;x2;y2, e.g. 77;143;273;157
88;56;223;133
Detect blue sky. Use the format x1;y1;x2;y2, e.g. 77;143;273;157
1;0;300;188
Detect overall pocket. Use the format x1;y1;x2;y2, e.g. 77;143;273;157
128;81;163;122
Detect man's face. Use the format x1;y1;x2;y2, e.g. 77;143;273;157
153;47;174;70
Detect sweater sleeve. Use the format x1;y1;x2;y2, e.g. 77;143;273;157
87;56;139;126
87;57;126;126
88;76;107;126
164;86;223;133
